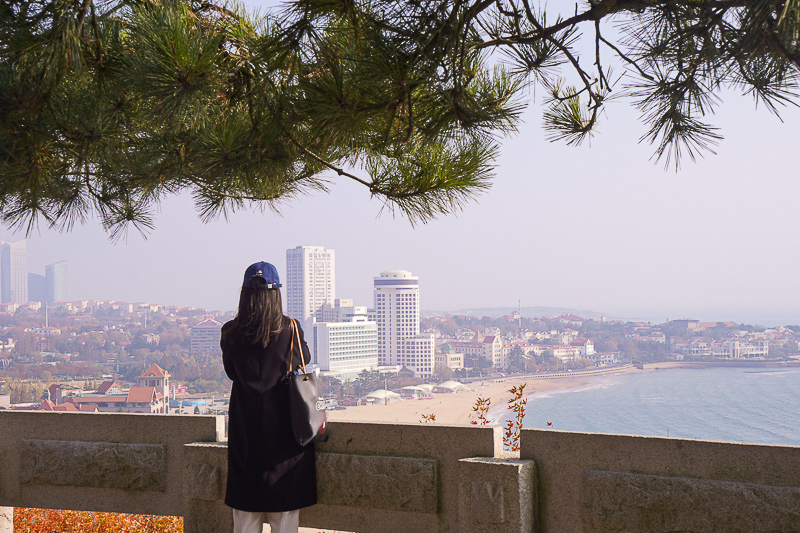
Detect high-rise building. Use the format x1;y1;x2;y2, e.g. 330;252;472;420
1;240;27;304
45;260;68;304
286;245;335;322
28;273;46;304
373;270;434;378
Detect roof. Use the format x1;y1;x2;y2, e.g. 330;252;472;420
96;380;124;394
71;395;128;404
37;400;79;412
137;363;169;379
365;389;401;399
126;387;157;404
193;318;222;327
435;380;466;391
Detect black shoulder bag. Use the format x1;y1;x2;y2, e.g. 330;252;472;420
286;319;329;446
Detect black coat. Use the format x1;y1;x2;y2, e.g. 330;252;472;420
221;317;317;512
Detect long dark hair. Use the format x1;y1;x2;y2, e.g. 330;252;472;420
227;278;286;347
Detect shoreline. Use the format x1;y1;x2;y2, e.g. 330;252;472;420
326;360;798;426
328;361;800;425
327;365;641;426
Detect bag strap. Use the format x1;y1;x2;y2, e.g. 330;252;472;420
288;319;307;374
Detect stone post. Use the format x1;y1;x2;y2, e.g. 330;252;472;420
457;458;537;533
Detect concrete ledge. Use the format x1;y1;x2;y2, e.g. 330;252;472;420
21;440;166;491
0;411;221;517
302;421;502;533
318;452;438;513
4;412;800;533
582;469;800;533
522;429;800;533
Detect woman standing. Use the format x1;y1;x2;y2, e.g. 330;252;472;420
221;262;316;533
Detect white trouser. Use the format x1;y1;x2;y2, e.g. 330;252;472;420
232;508;300;533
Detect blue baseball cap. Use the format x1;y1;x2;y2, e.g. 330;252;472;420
242;262;281;289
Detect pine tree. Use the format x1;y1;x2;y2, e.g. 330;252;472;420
1;0;798;236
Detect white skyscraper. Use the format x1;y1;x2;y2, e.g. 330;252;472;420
373;270;434;378
286;245;336;322
1;240;27;304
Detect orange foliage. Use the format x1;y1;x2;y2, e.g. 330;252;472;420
14;508;183;532
503;383;528;452
470;396;491;425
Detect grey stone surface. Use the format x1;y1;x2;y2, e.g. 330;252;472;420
317;452;438;513
183;443;230;533
458;457;536;533
185;498;233;533
582;469;800;533
187;463;222;501
470;481;505;523
20;439;166;491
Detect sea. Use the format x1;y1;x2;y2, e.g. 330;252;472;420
496;366;800;446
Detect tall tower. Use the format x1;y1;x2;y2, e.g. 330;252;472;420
286;245;336;322
373;270;421;367
1;240;27;304
45;260;68;304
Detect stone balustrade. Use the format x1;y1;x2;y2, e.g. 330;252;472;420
2;410;800;532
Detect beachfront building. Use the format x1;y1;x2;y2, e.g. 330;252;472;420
571;338;596;356
586;352;618;366
311;316;379;380
451;334;504;369
286;245;336;323
712;339;769;358
373;270;434;378
435;344;465;374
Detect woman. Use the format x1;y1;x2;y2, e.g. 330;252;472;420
221;261;316;533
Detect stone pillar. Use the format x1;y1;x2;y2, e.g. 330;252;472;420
184;443;232;533
458;457;537;533
0;507;13;533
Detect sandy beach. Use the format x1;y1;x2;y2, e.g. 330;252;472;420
327;366;640;426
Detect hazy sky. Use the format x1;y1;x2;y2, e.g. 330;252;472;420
12;5;800;324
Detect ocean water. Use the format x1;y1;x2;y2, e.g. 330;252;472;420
497;367;800;446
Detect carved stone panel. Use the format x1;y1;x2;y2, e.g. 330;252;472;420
187;463;222;501
20;439;166;492
582;469;800;533
316;452;438;513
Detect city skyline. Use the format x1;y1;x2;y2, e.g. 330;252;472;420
8;92;800;325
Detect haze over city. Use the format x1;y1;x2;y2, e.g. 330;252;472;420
11;76;800;325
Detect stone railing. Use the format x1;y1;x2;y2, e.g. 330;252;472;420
2;410;800;532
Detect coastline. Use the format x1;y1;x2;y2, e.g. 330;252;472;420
327;365;642;426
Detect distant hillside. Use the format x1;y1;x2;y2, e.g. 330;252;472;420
422;306;609;320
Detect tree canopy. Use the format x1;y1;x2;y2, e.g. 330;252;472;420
1;0;798;237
